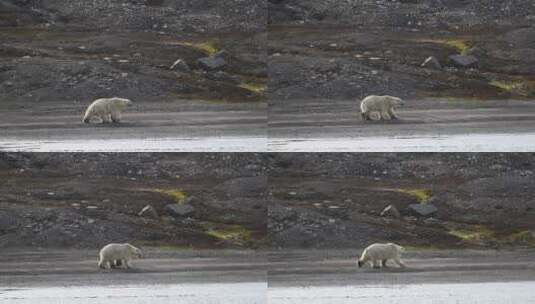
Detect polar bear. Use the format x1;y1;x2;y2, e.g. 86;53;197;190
98;243;142;269
83;97;132;124
357;242;406;268
360;95;404;121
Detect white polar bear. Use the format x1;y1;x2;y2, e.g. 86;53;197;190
357;242;406;268
360;95;404;121
83;97;132;124
98;243;142;269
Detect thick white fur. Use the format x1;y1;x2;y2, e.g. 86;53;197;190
357;243;406;268
98;243;142;269
83;97;132;123
360;95;404;121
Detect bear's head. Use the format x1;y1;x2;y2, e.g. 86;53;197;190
112;97;133;108
388;96;404;107
127;244;143;258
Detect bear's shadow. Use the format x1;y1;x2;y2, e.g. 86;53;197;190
359;119;425;125
99;268;145;273
83;122;139;128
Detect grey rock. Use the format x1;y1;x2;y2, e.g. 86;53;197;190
165;203;195;217
214;50;229;59
380;204;401;218
449;54;478;68
206;71;240;84
465;47;486;57
138;205;158;218
198;56;226;70
421;56;441;69
169;59;190;72
407;204;438;217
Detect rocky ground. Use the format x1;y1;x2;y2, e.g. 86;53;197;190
268;153;535;249
269;0;535;101
2;153;535;250
0;0;267;106
0;153;268;249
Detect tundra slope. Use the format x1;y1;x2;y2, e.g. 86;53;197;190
268;1;535;145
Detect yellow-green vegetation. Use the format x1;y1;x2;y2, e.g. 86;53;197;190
449;225;535;247
154;189;188;204
398;189;433;204
177;41;220;56
203;223;253;244
239;82;267;93
417;38;471;54
449;225;495;242
507;230;535;245
489;80;529;96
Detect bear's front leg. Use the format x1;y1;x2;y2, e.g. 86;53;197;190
395;258;406;268
380;111;391;120
382;259;389;268
372;260;381;268
111;111;122;123
100;114;112;124
388;109;399;120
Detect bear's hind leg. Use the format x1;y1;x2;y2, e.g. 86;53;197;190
111;259;122;268
382;259;388;268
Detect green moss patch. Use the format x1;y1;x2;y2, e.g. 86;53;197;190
398;189;433;204
201;222;253;245
238;82;267;93
449;225;495;242
506;230;535;246
175;41;220;56
489;80;529;96
449;225;535;247
141;189;188;204
416;38;471;54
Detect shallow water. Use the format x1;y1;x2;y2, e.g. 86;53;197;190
0;283;267;304
268;281;535;304
0;137;267;152
269;133;535;152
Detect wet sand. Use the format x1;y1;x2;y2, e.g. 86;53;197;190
269;99;535;151
0;249;267;303
267;249;535;303
2;249;535;303
0;101;266;152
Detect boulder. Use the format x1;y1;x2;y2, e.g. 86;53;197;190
449;54;478;68
198;56;226;70
214;50;229;59
380;204;401;218
138;205;158;218
407;204;438;217
165;203;195;217
421;56;441;69
169;59;190;72
465;47;486;58
206;71;240;83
